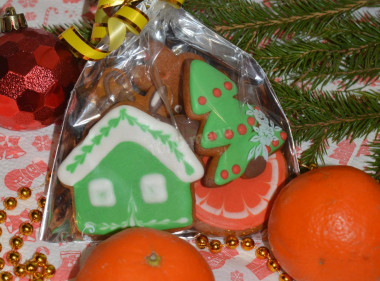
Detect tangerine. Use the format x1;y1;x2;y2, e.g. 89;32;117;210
195;151;287;235
76;227;214;281
268;165;380;281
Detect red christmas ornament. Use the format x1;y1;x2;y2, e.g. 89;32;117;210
0;8;80;131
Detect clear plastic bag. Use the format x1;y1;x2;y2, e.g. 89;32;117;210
40;0;299;242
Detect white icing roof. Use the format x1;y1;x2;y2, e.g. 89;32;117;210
58;105;204;186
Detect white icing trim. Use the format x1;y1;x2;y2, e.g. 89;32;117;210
223;206;249;219
86;217;190;232
261;156;279;200
58;105;204;186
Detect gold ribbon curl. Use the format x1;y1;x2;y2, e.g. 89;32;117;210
59;0;185;61
59;0;147;61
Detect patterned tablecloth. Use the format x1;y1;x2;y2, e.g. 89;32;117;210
0;1;377;280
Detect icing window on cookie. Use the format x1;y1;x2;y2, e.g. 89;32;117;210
88;178;116;207
140;173;168;204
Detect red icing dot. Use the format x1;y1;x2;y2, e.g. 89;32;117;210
221;170;229;180
213;88;222;97
280;131;287;140
266;145;271;153
224;129;234;139
254;106;260;111
272;139;279;147
208;132;217;141
198;96;207;105
224;81;233;90
232;165;241;174
237;124;247;135
247;116;256;126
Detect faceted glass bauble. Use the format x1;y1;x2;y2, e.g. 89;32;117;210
0;28;80;131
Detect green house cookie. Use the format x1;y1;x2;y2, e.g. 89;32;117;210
58;105;204;235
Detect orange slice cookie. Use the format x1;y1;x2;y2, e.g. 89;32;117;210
194;151;287;236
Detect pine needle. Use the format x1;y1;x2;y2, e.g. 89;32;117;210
253;13;380;89
184;0;379;51
366;137;380;181
271;81;380;167
42;19;93;41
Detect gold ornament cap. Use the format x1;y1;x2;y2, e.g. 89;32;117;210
0;7;27;33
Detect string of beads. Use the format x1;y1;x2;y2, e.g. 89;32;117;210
195;234;293;281
0;185;55;281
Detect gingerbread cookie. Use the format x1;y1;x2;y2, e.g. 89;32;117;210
58;105;204;235
91;67;171;117
131;40;204;116
183;60;287;187
194;151;287;236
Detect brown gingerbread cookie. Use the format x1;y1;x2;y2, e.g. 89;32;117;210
88;67;168;117
131;40;204;117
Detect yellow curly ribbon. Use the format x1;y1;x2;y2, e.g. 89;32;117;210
59;0;184;61
90;0;130;43
59;0;148;60
163;0;185;8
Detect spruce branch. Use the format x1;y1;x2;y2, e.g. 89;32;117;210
253;13;380;89
184;0;379;51
271;81;380;166
43;19;93;41
290;65;380;90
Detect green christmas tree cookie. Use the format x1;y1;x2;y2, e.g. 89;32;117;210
184;60;287;186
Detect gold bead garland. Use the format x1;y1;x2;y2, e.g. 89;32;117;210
195;234;294;281
0;183;55;281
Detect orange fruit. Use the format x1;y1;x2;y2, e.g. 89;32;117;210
268;165;380;281
76;227;214;281
195;151;287;235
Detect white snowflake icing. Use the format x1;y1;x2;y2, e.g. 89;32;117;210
246;104;282;161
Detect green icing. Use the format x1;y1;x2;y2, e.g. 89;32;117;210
73;141;193;235
189;60;286;185
66;108;194;176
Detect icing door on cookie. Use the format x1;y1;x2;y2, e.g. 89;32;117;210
73;142;193;235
